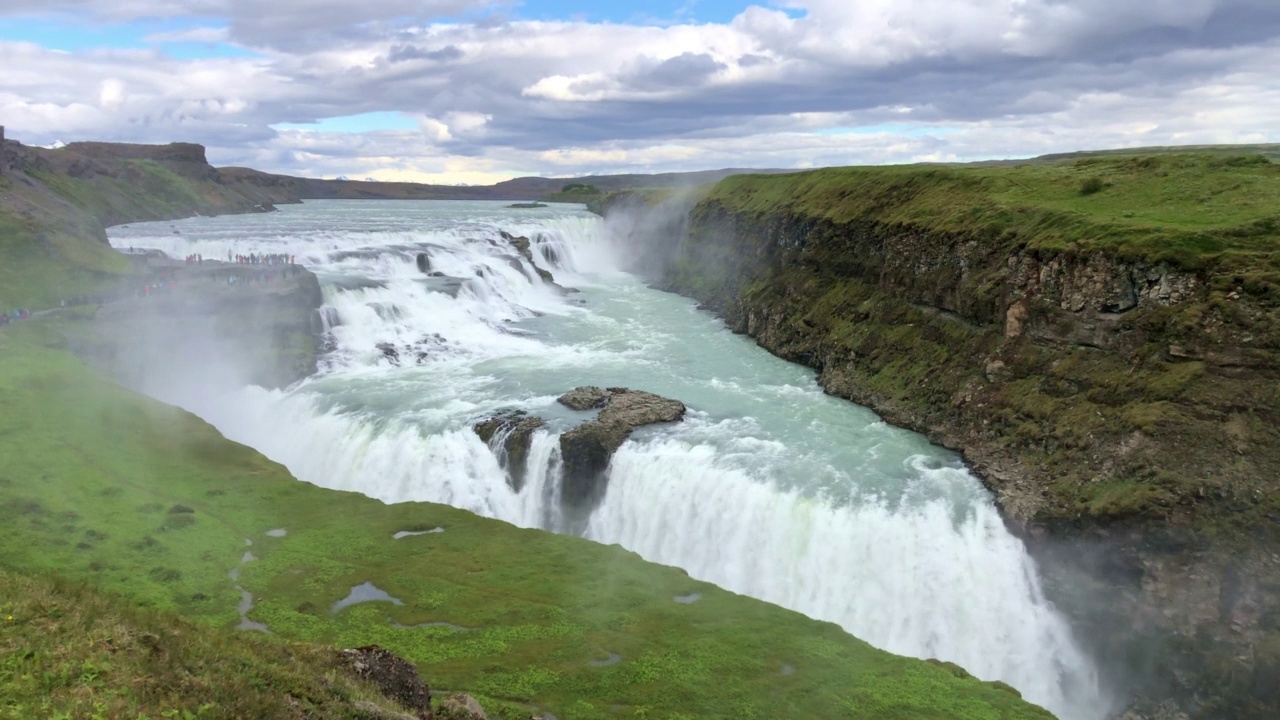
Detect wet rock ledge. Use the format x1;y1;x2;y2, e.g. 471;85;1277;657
472;386;686;511
557;387;686;510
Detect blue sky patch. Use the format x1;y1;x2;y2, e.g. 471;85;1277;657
509;0;791;25
272;112;420;133
0;16;258;58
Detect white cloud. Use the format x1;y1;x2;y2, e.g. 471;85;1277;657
98;78;125;109
142;27;230;44
0;1;1277;181
523;73;617;102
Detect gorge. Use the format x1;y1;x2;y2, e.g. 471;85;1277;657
3;139;1277;720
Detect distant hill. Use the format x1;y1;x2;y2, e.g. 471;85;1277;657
966;143;1280;167
216;166;794;202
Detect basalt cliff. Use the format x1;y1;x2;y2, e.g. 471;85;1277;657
609;155;1280;719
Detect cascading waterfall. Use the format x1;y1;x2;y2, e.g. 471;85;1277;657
110;200;1109;720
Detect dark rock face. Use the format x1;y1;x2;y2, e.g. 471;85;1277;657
500;230;558;285
557;387;685;513
336;644;432;719
472;410;546;492
500;230;532;260
416;252;431;273
376;342;401;365
559;419;631;508
80;264;325;391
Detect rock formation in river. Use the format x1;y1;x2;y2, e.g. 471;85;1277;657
473;410;547;492
557;387;686;513
500;230;558;284
471;387;686;506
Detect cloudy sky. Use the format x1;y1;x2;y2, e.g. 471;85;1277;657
2;1;1278;184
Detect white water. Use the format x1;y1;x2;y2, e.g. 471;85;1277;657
111;200;1108;719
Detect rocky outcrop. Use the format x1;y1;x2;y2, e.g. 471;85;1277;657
470;388;686;513
374;334;449;367
558;387;685;513
558;386;612;411
472;410;546;492
630;184;1280;719
500;230;557;284
8;141;304;229
336;644;432;719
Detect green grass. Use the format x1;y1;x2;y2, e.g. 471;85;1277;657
0;203;133;310
707;154;1280;276
28;160;223;228
0;321;1052;720
0;149;285;310
0;568;418;720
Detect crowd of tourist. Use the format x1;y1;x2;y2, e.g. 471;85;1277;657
0;308;33;327
230;252;294;266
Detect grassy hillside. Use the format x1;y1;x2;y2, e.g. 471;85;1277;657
0;567;423;720
0;177;133;310
0;317;1051;720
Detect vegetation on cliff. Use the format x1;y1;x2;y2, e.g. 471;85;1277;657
688;152;1280;535
709;153;1280;283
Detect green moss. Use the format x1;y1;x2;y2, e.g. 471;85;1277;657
0;209;133;309
1079;478;1177;517
0;567;418;720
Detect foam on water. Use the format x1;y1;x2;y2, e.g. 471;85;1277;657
110;200;1109;719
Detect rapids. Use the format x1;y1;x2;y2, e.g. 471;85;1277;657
110;200;1108;720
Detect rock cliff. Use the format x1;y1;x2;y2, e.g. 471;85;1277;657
615;156;1280;719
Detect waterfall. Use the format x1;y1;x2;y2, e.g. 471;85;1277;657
109;200;1109;720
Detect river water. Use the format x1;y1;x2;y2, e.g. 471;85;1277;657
110;200;1107;719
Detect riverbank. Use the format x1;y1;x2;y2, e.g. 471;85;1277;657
609;153;1280;719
